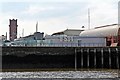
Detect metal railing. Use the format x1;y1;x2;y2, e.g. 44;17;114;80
4;40;106;47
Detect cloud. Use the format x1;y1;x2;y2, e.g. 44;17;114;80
0;13;17;39
0;0;119;37
0;0;91;3
89;1;118;27
18;17;68;37
23;6;57;15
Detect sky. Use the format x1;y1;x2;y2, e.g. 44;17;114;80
0;0;119;39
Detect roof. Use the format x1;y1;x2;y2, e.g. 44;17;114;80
52;29;84;36
80;24;119;37
94;24;117;29
52;31;64;35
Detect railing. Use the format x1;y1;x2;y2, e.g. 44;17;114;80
6;42;106;47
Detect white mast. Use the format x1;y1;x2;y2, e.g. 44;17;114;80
88;8;90;30
22;29;24;37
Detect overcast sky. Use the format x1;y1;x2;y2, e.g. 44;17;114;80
0;0;119;38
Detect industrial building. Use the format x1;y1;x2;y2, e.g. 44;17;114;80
12;32;44;46
16;32;44;41
3;21;120;47
80;24;120;46
0;35;7;46
44;35;106;47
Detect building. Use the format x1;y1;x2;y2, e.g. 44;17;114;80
13;32;44;46
34;32;44;40
9;19;18;41
0;35;7;41
5;23;120;47
17;32;44;41
0;35;7;46
44;35;106;47
80;24;120;46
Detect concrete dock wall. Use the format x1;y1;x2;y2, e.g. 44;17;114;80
1;46;120;70
2;47;75;56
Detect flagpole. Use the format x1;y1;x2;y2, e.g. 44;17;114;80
88;8;90;30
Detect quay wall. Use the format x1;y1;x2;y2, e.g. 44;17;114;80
1;46;120;70
2;46;75;56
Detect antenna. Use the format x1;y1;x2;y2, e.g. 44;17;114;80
88;8;90;30
36;22;38;32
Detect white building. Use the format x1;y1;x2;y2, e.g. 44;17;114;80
80;24;120;46
44;35;106;47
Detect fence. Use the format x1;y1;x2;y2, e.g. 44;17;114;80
6;40;105;47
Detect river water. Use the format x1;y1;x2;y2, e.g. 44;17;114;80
0;71;119;79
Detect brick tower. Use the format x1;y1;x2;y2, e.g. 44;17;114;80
9;19;18;41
